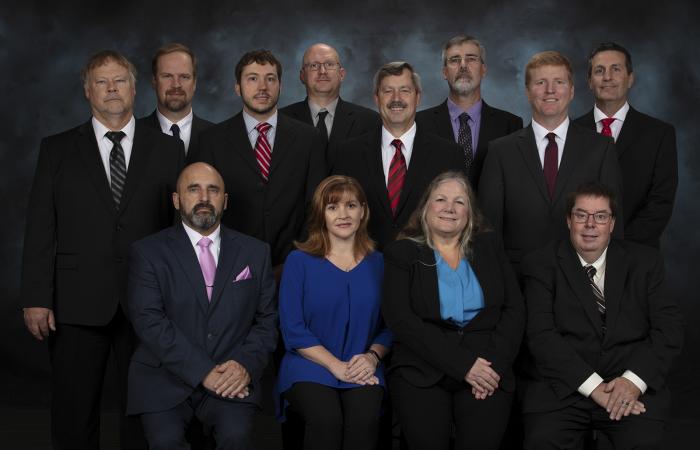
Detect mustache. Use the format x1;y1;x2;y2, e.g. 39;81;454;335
166;87;186;95
193;203;215;213
387;101;407;109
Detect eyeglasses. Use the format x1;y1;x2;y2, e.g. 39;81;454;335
445;55;482;67
303;62;341;71
571;211;613;224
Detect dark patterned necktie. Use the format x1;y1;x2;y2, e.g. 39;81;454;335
543;132;558;199
585;265;606;332
254;122;272;181
106;131;126;208
387;139;406;217
170;123;182;143
600;117;615;138
457;112;473;171
316;110;329;141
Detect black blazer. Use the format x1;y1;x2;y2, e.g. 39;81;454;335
20;120;184;326
332;126;466;249
520;239;684;418
574;107;678;248
280;97;381;168
138;109;213;157
382;233;525;391
190;112;327;266
477;122;624;271
416;100;523;189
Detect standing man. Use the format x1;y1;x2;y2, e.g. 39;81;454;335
520;182;683;449
280;42;380;168
417;35;522;189
127;163;278;450
192;49;326;273
333;61;465;249
21;50;184;449
575;42;677;248
478;51;623;274
140;43;213;156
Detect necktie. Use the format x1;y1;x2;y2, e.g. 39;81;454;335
254;122;272;181
197;237;216;301
170;123;182;143
543;132;558;199
316;110;329;141
600;117;615;138
585;265;606;332
457;112;473;171
387;139;406;217
106;131;127;208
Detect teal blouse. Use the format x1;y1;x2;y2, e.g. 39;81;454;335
434;250;485;327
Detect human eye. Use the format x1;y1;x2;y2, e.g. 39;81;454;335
309;63;320;71
466;55;479;64
326;203;337;211
447;56;461;65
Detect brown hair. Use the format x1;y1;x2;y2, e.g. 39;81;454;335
151;42;197;78
373;61;422;94
81;50;137;85
295;175;374;259
235;49;282;84
586;42;633;78
524;50;573;86
565;181;618;218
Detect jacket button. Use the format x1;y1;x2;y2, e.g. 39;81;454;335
207;333;213;340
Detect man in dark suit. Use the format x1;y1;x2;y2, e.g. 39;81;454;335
575;42;677;249
280;42;380;168
478;51;623;274
520;182;683;449
139;43;213;156
191;49;326;273
127;162;277;449
333;61;466;249
416;35;522;189
20;50;184;450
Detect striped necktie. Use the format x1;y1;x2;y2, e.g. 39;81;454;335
387;139;406;216
106;131;126;208
254;122;272;181
585;265;606;333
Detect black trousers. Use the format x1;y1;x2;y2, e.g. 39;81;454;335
284;382;384;450
49;306;146;450
390;374;513;450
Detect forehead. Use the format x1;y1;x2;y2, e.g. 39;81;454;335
241;62;277;77
433;179;467;197
158;51;193;72
327;189;359;203
179;166;223;189
573;195;611;211
591;50;627;67
528;64;569;80
445;41;481;57
305;45;339;62
90;60;130;78
380;69;414;88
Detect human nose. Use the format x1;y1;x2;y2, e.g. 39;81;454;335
544;81;555;94
106;80;117;92
602;69;613;81
585;213;596;226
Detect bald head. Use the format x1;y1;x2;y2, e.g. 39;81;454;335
300;43;346;104
173;163;228;235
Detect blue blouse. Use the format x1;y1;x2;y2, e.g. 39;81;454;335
434;250;485;327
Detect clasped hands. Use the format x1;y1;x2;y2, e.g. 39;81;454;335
465;357;500;400
590;377;645;421
203;360;251;399
330;352;380;385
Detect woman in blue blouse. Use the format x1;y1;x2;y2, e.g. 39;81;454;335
382;171;525;449
278;175;391;450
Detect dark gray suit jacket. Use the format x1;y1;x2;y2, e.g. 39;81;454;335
138;109;213;156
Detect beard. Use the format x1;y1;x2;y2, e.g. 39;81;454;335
161;88;190;113
182;202;220;232
450;75;477;96
242;92;279;116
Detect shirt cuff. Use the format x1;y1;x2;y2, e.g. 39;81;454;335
622;370;647;394
578;372;604;397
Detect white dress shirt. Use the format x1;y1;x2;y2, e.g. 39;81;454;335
92;116;136;183
531;117;569;168
157;109;194;153
593;102;629;142
182;222;221;265
309;97;339;137
380;123;417;185
243;111;278;150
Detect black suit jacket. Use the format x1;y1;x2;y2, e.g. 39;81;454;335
574;107;678;248
382;233;525;391
127;224;278;414
138;109;213;157
280;97;381;168
332;126;466;249
477;122;623;271
190;112;327;266
21;120;184;325
520;239;683;418
416;100;523;189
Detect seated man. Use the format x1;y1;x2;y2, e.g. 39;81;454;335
520;181;683;450
126;162;278;450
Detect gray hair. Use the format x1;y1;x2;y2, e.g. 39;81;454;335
441;35;487;66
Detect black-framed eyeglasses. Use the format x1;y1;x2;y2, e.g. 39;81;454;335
571;210;613;224
303;62;341;71
445;55;482;66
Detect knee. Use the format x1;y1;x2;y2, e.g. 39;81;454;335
215;424;253;449
304;405;343;433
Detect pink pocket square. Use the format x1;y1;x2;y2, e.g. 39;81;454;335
234;266;252;282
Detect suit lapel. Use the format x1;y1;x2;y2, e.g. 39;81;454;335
395;128;429;217
517;126;550;203
469;236;492;307
365;128;393;220
268;114;296;178
552;123;584;204
77;121;118;216
417;245;442;320
117;123;153;214
614;107;638;159
168;224;210;314
601;241;627;343
208;227;242;311
227;113;260;175
476;101;494;155
434;101;456;141
329;98;353;143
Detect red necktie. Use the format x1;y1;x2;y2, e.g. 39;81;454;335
543;132;558;199
600;117;615;138
255;122;272;180
387;139;406;216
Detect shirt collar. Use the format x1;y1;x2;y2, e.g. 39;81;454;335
577;246;608;274
381;122;417;149
156;108;193;131
532;117;569;143
593;102;629;124
243;110;278;134
182;222;221;249
92;115;136;141
308;97;339;119
446;98;483;123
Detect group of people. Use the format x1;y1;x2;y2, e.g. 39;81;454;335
20;33;683;450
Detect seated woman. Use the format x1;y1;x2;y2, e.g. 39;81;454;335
383;171;525;450
277;175;391;450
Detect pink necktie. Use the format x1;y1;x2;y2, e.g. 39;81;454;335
197;237;216;301
255;122;272;180
543;132;558;199
387;139;406;216
600;117;615;138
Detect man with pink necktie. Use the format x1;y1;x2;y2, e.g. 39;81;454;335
126;162;278;450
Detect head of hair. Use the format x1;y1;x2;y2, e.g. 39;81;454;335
398;171;487;257
373;61;422;95
235;49;282;84
81;50;137;85
524;50;573;86
586;42;633;78
295;175;374;259
151;42;197;78
565;181;618;218
441;34;486;66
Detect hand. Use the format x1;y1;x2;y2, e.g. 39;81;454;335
590;382;645;417
346;353;378;384
213;360;251;398
23;307;55;341
464;357;500;396
471;386;489;400
604;377;642;421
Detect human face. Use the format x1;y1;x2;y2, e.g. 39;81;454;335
526;64;574;127
588;50;634;108
84;59;135;124
425;180;470;240
173;163;228;235
567;195;616;263
442;41;486;97
235;62;280;120
374;69;421;135
153;51;196;114
300;44;345;99
324;192;365;243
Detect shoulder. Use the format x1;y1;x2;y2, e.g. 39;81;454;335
483;102;521;123
627;107;675;132
568;121;610;146
136;111;159;128
522;240;559;273
384;238;422;261
573;109;595;126
339;99;378;117
279;100;307;116
416;128;460;151
193;114;215;129
199;114;241;140
131;226;175;255
416;102;445;119
613;239;662;268
278;113;317;134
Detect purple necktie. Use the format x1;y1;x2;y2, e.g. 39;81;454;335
197;237;216;301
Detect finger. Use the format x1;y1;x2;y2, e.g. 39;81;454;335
222;378;246;398
610;399;626;420
604;379;616;393
478;373;499;390
25;320;42;340
48;311;56;331
623;401;634;417
214;369;238;391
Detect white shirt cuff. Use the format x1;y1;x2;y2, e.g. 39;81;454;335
622;370;647;394
578;372;604;397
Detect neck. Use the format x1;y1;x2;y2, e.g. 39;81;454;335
595;99;626;118
384;120;414;138
244;106;276;123
534;113;568;132
94;112;132;131
579;249;604;265
158;105;192;123
432;233;461;252
448;90;481;110
308;92;339;108
328;235;356;257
